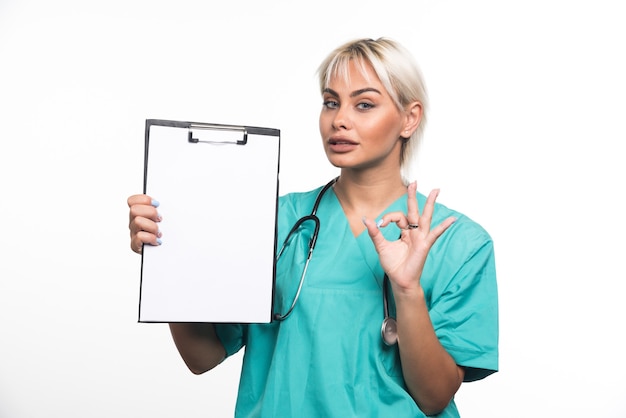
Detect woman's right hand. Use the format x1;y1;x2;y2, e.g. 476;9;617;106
127;194;162;254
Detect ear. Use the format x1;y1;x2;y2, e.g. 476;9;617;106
401;101;423;138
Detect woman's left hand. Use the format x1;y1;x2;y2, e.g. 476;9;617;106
363;182;456;291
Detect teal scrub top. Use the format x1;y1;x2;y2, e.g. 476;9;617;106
216;184;498;418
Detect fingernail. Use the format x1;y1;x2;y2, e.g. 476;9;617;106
361;216;367;226
157;229;162;238
156;238;162;245
157;212;163;222
376;219;384;228
151;199;160;207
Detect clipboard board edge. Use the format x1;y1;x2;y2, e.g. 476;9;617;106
138;118;281;324
146;119;280;137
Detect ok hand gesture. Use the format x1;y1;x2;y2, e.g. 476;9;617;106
363;182;456;292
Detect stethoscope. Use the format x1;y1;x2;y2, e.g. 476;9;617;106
274;177;398;346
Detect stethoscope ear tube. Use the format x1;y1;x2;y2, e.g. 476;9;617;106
274;214;319;321
274;178;337;322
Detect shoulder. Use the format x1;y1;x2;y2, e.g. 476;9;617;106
279;187;322;208
277;184;328;227
278;185;325;214
419;194;495;262
417;191;492;241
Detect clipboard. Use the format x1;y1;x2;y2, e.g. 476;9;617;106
138;119;280;323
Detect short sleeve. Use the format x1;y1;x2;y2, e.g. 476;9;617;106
425;218;499;382
214;323;247;358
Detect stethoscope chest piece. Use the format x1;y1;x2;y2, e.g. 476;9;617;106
381;273;398;346
381;317;398;346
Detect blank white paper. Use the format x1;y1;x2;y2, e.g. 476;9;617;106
139;122;280;323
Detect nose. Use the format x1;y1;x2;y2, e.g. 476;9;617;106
332;105;350;130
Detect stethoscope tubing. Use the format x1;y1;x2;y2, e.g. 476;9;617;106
274;177;398;345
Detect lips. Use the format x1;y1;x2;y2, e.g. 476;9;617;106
328;137;357;145
328;137;358;153
328;139;356;145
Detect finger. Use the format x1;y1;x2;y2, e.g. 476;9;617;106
377;211;409;230
406;181;420;224
418;188;440;234
129;202;162;224
130;234;146;254
130;239;143;254
362;216;389;250
129;215;161;238
130;230;162;254
428;216;456;242
127;194;159;208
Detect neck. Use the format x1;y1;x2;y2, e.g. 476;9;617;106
333;168;407;214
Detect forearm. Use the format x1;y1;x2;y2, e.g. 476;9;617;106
169;323;226;375
394;286;464;415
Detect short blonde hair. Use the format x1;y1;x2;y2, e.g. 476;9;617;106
317;37;428;171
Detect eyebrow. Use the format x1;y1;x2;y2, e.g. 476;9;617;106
323;87;383;98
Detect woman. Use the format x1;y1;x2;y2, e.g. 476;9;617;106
128;37;498;417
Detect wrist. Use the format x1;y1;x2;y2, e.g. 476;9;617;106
391;282;425;303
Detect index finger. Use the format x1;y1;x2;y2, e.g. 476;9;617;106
127;194;158;208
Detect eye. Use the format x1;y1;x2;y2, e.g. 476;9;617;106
323;100;339;109
356;102;374;110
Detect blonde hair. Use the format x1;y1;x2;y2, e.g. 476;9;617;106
317;37;428;172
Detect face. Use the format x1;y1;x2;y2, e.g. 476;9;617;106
319;59;410;172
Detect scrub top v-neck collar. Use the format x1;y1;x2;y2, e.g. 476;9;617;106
325;186;408;287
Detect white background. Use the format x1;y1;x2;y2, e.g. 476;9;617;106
1;1;624;417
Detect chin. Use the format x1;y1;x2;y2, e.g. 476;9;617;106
326;157;353;169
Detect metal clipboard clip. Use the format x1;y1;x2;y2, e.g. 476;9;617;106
187;123;248;145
